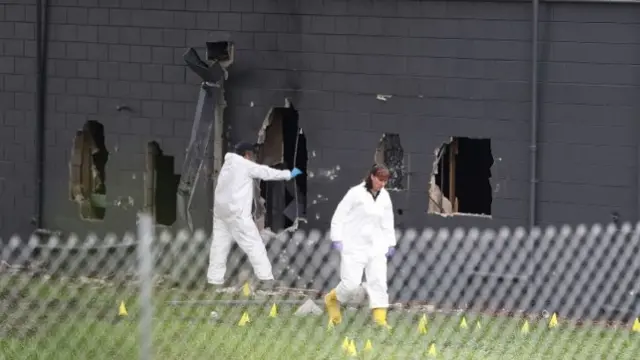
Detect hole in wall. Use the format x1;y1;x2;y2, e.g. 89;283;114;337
254;102;308;234
374;133;405;190
428;137;493;217
69;120;109;221
183;41;234;83
144;141;179;226
206;41;234;64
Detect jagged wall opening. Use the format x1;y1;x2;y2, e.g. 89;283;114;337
255;104;308;233
69;120;109;221
429;137;493;217
144;141;179;226
374;133;405;190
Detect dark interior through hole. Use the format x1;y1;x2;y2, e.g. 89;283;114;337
434;137;493;215
85;120;108;196
148;141;179;226
259;107;308;232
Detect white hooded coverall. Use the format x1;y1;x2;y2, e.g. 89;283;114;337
207;152;292;285
330;183;396;309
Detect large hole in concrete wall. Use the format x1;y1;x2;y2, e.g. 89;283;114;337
254;103;308;233
374;133;405;190
428;137;493;217
69;120;109;221
144;141;179;226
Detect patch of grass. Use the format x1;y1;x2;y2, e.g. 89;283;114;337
0;274;639;359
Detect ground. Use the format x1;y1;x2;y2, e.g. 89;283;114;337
0;272;638;360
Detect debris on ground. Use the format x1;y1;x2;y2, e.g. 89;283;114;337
294;299;323;316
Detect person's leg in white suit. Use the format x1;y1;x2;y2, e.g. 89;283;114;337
325;252;366;325
325;251;391;328
335;252;366;303
229;215;275;282
364;254;390;327
208;214;275;286
207;215;233;285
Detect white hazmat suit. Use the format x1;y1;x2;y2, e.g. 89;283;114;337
207;152;293;285
325;182;396;327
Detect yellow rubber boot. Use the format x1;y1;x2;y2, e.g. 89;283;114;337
324;289;342;325
372;308;391;329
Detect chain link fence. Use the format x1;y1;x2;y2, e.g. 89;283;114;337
1;215;640;359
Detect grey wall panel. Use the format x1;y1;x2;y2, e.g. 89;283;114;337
0;0;638;240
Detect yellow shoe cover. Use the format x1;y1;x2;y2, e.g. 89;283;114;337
372;308;392;329
324;289;342;325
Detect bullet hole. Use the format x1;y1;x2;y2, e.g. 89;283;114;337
428;137;493;217
144;141;179;226
254;102;308;233
69;120;109;221
611;211;620;226
374;133;405;190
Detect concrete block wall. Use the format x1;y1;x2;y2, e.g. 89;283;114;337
1;0;639;240
0;0;39;238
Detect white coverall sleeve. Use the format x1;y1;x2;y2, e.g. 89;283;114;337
330;188;357;242
245;160;292;181
381;193;396;247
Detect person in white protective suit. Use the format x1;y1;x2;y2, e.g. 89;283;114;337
324;164;397;328
207;142;303;290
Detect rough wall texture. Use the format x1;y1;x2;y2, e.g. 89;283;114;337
1;0;39;238
0;0;639;240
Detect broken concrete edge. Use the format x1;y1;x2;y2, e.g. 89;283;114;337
428;174;452;214
68;120;109;222
375;132;406;191
255;97;295;154
255;107;275;147
143;142;160;216
252;106;278;231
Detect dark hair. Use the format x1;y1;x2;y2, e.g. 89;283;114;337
234;142;256;156
364;163;390;191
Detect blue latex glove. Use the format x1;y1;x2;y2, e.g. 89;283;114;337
385;247;396;258
332;241;343;252
291;167;303;178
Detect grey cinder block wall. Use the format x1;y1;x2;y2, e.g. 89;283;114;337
3;0;640;318
1;0;639;239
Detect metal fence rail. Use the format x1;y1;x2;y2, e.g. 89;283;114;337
1;215;639;359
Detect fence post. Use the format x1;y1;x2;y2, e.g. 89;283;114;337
137;213;154;360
